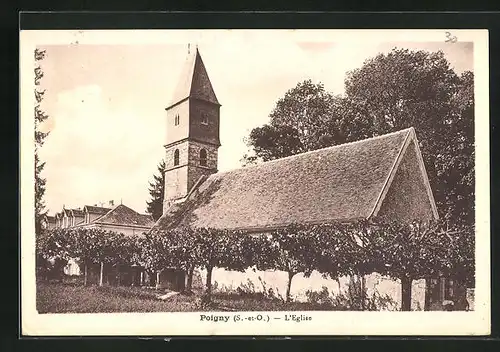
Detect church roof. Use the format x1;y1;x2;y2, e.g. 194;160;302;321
151;127;438;234
168;47;220;108
93;204;154;228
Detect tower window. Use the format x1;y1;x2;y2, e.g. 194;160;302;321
201;113;208;125
174;149;180;166
174;114;180;126
199;149;207;167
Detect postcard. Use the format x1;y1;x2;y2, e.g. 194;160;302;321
20;28;490;336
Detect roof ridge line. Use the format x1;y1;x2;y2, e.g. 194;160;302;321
214;127;414;178
91;205;118;223
167;174;209;207
91;204;152;226
368;128;413;219
410;129;440;220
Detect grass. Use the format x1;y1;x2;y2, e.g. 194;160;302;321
36;280;335;313
36;281;199;313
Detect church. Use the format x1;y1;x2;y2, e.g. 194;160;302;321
149;47;465;311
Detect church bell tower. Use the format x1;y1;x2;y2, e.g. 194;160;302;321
163;47;221;211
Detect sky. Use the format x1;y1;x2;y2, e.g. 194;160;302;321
36;32;473;215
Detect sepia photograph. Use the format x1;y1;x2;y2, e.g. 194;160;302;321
20;29;490;336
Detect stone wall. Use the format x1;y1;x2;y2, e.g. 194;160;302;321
165;140;190;170
164;139;219;208
192;267;426;311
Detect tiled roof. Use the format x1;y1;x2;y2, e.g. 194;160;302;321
70;209;84;217
83;205;111;215
94;204;154;228
75;219;85;226
45;215;56;223
168;48;220;107
152;128;418;233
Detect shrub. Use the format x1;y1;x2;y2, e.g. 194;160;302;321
305;284;398;311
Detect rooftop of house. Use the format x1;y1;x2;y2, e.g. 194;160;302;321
83;205;112;215
49;203;154;229
151;127;435;234
93;204;155;228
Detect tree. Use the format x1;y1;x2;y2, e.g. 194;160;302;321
253;224;319;303
343;48;474;225
64;228;130;286
243;80;347;165
166;229;199;293
36;227;141;286
146;160;166;221
189;228;249;302
137;231;171;288
101;231;136;286
359;220;474;311
34;48;49;235
141;229;197;291
70;228;99;286
312;222;371;309
35;228;76;281
437;71;475;224
244;48;475;227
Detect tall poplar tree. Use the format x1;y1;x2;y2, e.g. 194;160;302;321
146;160;166;221
34;48;49;235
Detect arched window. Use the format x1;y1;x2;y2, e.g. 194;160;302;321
199;149;207;167
174;149;180;166
201;113;208;125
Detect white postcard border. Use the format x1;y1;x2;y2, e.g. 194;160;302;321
20;29;490;336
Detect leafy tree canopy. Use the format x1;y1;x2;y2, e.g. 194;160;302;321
244;48;474;225
34;48;50;234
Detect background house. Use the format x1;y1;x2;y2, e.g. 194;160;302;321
48;201;154;276
51;201;153;236
75;203;154;237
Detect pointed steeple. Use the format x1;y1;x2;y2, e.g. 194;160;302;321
167;47;220;109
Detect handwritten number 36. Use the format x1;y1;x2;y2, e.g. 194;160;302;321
445;32;457;43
